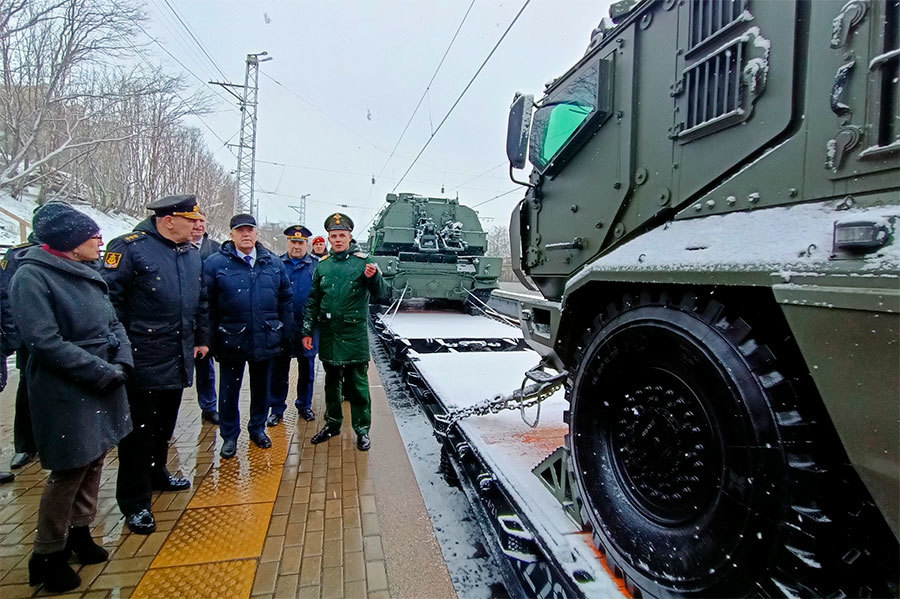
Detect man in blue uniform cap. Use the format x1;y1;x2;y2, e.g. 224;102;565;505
102;193;209;534
268;225;318;426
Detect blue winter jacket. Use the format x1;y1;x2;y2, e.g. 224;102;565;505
281;252;318;357
203;241;293;362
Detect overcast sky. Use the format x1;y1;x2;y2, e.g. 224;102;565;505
142;0;612;238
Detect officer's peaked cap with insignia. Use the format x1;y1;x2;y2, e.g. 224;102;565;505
324;212;353;232
148;194;203;220
230;213;257;229
284;225;313;240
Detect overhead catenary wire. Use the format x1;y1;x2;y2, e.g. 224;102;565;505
390;0;532;193
374;0;477;183
472;187;521;207
159;0;231;82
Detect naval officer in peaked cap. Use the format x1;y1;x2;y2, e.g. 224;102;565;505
102;194;210;534
302;213;385;451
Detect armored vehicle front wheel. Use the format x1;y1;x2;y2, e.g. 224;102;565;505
566;291;897;598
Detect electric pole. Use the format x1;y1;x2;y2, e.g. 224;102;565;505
288;194;310;225
211;51;272;218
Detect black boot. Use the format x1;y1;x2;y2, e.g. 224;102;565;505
28;550;81;592
65;525;109;564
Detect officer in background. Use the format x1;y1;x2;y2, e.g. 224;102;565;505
0;231;39;471
102;194;209;534
303;213;385;451
204;214;293;460
311;235;328;259
190;209;221;425
268;225;318;426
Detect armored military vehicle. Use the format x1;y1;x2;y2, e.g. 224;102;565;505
368;193;501;303
504;0;899;596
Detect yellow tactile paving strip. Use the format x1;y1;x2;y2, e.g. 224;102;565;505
134;407;297;596
150;502;273;567
131;559;257;599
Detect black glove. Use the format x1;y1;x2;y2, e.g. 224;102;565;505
100;364;127;393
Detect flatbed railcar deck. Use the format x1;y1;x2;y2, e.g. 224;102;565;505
371;307;627;598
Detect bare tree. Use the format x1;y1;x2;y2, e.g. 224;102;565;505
0;0;153;192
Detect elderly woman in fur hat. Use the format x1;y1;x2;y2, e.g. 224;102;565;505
9;203;133;594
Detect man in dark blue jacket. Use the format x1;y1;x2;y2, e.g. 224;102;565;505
102;195;209;534
191;211;221;425
203;214;293;459
267;225;318;426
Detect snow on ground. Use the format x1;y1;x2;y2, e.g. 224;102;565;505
0;189;140;246
378;311;523;339
570;201;900;288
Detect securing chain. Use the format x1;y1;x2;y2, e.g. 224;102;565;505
434;364;567;434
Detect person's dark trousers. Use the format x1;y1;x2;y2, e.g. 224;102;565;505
269;354;316;416
35;453;105;553
218;359;272;441
321;362;371;435
195;354;217;413
116;388;184;516
13;348;37;455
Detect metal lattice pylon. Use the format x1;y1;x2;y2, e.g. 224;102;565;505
233;52;270;218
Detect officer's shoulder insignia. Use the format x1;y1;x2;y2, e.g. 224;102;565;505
352;251;369;259
1;260;6;270
104;252;123;269
123;232;147;243
11;241;31;249
319;254;330;261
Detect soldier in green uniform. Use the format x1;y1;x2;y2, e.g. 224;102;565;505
303;213;385;451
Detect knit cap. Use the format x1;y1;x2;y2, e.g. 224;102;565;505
33;203;100;251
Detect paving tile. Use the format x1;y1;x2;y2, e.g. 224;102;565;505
284;522;306;546
299;554;322;586
303;530;323;557
322;539;343;568
322;566;344;599
344;580;367;599
90;570;146;589
343;550;366;582
363;536;384;562
343;527;363;553
280;545;303;575
251;560;279;596
274;573;299;599
307;510;324;532
365;560;388;592
261;535;285;563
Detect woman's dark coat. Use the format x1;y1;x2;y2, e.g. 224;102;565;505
9;247;133;471
203;241;293;362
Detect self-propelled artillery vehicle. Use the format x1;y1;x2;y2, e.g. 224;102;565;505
368;193;501;304
504;0;899;596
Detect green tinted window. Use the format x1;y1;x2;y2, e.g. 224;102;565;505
529;59;601;171
540;103;593;164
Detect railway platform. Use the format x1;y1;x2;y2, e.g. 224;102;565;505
0;359;456;599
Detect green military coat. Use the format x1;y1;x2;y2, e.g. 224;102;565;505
302;244;385;365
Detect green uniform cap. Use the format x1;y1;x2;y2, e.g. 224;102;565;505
324;213;353;232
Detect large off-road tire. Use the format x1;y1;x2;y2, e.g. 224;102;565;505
566;290;898;598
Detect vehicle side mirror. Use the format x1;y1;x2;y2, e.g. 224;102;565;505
506;93;533;170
